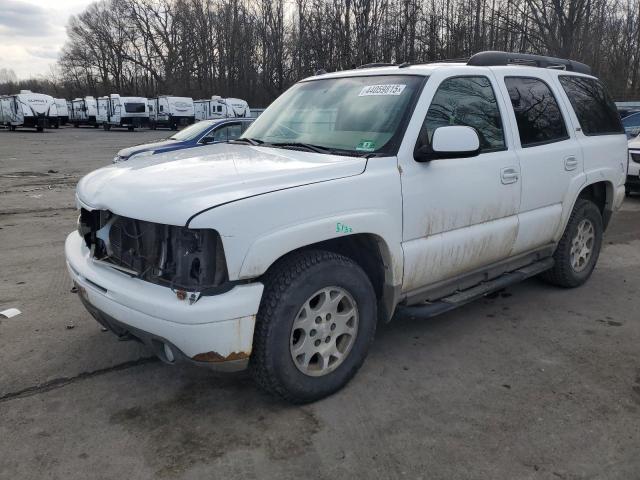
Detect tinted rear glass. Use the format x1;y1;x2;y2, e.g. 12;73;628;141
558;76;623;135
505;77;568;147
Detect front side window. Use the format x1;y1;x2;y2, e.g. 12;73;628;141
559;76;623;136
422;76;505;152
505;77;568;147
206;123;242;142
242;75;424;155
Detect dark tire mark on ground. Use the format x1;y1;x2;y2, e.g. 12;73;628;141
0;357;158;404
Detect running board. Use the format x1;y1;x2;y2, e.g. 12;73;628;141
396;258;554;319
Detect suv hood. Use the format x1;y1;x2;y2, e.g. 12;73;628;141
77;143;367;226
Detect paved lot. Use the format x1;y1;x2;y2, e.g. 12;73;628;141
1;126;639;480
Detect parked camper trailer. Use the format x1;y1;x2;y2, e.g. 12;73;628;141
0;90;58;131
55;99;69;125
97;94;149;131
194;96;251;121
71;97;99;127
148;96;195;130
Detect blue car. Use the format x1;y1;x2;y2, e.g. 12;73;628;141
113;118;254;163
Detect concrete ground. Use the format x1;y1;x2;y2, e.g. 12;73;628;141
0;126;639;480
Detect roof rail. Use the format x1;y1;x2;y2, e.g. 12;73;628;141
356;62;396;69
467;51;592;75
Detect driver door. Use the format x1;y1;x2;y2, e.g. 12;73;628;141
400;72;521;295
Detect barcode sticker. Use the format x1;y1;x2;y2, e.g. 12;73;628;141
358;84;406;96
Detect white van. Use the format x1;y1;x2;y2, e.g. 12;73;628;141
96;94;149;131
71;97;99;128
194;96;251;121
0;90;58;131
148;96;195;130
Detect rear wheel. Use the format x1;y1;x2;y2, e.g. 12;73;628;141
541;199;603;288
251;250;377;403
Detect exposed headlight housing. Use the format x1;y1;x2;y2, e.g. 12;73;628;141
78;209;228;293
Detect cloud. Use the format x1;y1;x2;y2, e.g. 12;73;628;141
26;46;60;60
0;0;54;37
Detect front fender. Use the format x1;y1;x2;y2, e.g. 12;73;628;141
238;210;403;284
188;156;404;286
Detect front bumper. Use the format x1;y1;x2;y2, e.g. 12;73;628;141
65;231;264;370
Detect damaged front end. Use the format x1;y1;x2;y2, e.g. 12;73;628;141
77;208;228;301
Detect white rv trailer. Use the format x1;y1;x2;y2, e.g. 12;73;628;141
0;90;58;131
96;94;149;131
71;97;99;127
148;96;195;130
193;96;251;121
55;98;69;125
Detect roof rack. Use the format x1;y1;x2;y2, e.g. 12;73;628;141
467;51;591;75
356;62;396;69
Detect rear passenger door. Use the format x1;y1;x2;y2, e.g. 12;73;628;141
496;74;582;254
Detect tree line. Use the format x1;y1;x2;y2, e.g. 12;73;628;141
2;0;640;105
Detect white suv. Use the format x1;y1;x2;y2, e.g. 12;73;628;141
66;51;627;403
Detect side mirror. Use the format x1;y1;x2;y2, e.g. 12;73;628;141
414;125;480;162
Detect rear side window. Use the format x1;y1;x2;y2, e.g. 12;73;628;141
505;77;568;147
559;76;623;135
423;76;505;152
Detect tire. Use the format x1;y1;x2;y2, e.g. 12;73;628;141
128;126;134;132
73;123;79;128
541;199;603;288
251;250;377;403
102;123;109;131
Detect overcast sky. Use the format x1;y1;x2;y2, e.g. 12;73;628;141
0;0;94;79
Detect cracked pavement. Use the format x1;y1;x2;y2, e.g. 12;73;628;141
1;127;639;479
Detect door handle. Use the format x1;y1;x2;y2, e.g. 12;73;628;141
501;167;520;184
564;156;579;171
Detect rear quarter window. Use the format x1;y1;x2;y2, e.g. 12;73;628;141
558;76;623;136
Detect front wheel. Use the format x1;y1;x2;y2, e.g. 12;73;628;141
251;250;377;403
541;199;603;288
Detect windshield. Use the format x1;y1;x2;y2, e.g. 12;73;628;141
241;75;424;155
622;112;640;127
169;120;216;141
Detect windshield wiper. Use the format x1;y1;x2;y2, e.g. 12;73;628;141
268;142;336;154
230;137;264;146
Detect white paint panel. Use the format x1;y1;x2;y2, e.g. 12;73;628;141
402;215;519;292
512;204;561;254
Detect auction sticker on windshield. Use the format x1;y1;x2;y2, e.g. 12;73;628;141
359;84;406;96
